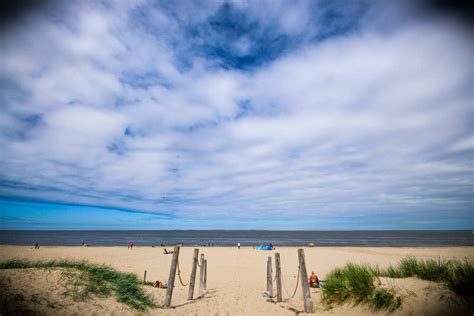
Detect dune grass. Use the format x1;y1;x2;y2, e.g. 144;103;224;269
322;257;473;312
322;263;401;312
0;259;156;311
377;256;474;297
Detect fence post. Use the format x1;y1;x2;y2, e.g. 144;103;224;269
298;248;312;313
164;245;180;307
267;256;273;298
187;248;199;300
275;252;282;302
204;259;207;291
143;270;147;284
199;253;205;297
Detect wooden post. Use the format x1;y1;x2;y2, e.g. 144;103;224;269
298;248;312;313
187;248;199;300
275;252;282;302
143;270;147;284
267;256;273;298
164;245;180;307
199;253;205;297
204;259;207;291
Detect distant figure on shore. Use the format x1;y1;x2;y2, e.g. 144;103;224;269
34;243;39;249
163;248;174;254
155;280;167;288
309;271;319;288
131;242;134;249
237;242;241;249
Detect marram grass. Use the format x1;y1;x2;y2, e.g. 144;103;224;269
322;263;401;312
378;256;474;297
322;257;473;312
0;259;157;311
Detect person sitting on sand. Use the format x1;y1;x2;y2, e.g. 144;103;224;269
155;280;167;288
309;271;319;288
163;248;175;254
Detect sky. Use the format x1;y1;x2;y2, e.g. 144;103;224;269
0;0;473;230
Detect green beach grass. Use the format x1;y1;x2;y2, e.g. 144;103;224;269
377;256;474;297
322;257;474;313
321;263;402;312
0;259;157;311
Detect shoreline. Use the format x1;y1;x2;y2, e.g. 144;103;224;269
2;231;472;248
1;244;473;248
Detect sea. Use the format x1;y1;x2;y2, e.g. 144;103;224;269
0;230;472;247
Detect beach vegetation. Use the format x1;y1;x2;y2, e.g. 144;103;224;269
371;288;402;312
322;257;473;313
0;259;157;311
322;263;401;312
377;256;474;297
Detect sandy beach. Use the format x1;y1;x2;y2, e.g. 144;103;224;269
1;245;473;315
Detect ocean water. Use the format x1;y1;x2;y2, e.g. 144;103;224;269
0;230;472;247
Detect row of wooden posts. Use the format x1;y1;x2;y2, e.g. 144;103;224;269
142;246;312;311
266;248;312;313
166;246;207;307
143;245;207;307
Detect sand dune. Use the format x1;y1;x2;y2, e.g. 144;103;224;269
0;245;472;315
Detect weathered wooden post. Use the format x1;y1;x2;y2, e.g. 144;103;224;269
203;259;207;291
164;245;180;307
275;252;282;302
266;256;273;298
298;248;312;313
187;248;200;300
199;253;205;297
143;270;147;284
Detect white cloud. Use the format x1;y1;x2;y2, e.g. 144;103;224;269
0;1;472;226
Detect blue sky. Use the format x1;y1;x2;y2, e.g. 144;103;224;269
0;0;473;230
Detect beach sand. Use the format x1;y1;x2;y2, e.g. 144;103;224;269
0;245;473;315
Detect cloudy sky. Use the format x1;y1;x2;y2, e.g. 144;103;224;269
0;0;472;230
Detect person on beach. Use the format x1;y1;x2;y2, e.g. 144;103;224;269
237;242;241;249
34;243;39;249
131;242;134;249
309;271;319;288
155;280;167;288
